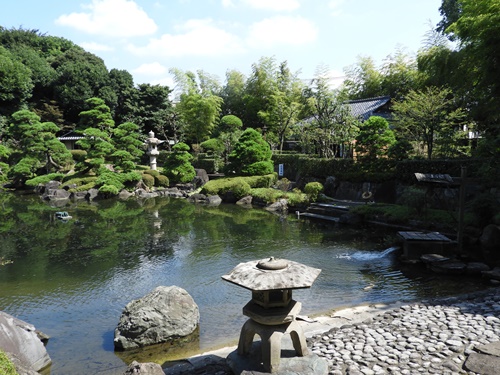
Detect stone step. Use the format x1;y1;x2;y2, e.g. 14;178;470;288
296;212;340;222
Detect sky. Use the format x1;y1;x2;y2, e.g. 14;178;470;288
1;0;444;89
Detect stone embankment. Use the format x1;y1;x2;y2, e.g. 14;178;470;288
163;289;500;375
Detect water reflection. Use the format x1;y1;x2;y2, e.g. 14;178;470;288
0;193;488;374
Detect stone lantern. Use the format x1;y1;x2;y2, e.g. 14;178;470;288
222;257;325;373
144;131;163;170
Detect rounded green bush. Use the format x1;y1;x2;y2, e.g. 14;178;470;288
244;161;274;176
155;174;170;187
304;182;323;202
227;179;251;199
141;173;155;188
143;169;160;178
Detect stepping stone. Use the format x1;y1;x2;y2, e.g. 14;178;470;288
476;341;500;357
464;352;500;375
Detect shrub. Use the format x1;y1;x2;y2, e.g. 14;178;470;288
200;138;224;154
25;173;65;186
163;142;196;183
275;178;292;191
155;174;169;187
0;162;10;182
95;171;141;192
62;176;98;191
244;161;274;176
141;173;155;188
143;169;160;178
98;184;119;196
398;186;427;215
95;171;125;191
227;128;273;176
201;177;251;199
304;182;323;202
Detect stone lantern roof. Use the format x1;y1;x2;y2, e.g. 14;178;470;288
221;257;321;291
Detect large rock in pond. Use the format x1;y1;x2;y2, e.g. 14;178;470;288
0;311;51;373
114;286;199;351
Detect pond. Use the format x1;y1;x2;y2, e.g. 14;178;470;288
0;193;487;374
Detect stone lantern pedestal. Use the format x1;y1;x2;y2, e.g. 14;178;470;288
222;257;328;374
144;131;163;170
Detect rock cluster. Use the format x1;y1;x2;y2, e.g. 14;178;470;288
309;291;500;375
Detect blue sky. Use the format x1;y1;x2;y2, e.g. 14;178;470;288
1;0;443;88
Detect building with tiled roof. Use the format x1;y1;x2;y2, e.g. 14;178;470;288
346;95;392;121
57;131;83;150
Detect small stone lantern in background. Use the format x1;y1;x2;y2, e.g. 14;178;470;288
145;131;163;170
222;257;326;374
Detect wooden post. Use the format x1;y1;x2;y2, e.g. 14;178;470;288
457;166;467;253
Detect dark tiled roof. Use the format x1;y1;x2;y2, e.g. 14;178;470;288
347;96;391;121
58;130;83;141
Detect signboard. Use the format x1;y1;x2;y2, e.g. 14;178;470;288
278;164;284;177
414;173;453;184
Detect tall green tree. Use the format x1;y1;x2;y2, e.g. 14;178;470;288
392;86;466;159
112;122;144;172
342;56;383;99
258;61;304;152
6;110;72;183
76;98;115;173
52;47;111;124
380;48;420;101
170;68;223;145
131;83;173;134
220;69;246;118
0;46;33;115
445;0;500;127
242;57;278;129
303;65;359;158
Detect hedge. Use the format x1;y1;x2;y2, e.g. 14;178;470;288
272;154;488;184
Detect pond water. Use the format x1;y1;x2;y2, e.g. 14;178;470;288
0;193;487;374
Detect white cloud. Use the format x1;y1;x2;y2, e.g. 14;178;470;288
247;16;318;48
127;19;245;57
328;0;345;16
243;0;300;11
221;0;235;7
55;0;157;37
132;62;167;76
79;41;114;52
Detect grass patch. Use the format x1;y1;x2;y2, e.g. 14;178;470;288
251;188;308;206
0;350;17;375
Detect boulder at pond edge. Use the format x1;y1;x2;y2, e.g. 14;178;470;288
114;285;200;350
0;311;52;373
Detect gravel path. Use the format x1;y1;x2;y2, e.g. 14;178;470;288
165;288;500;374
